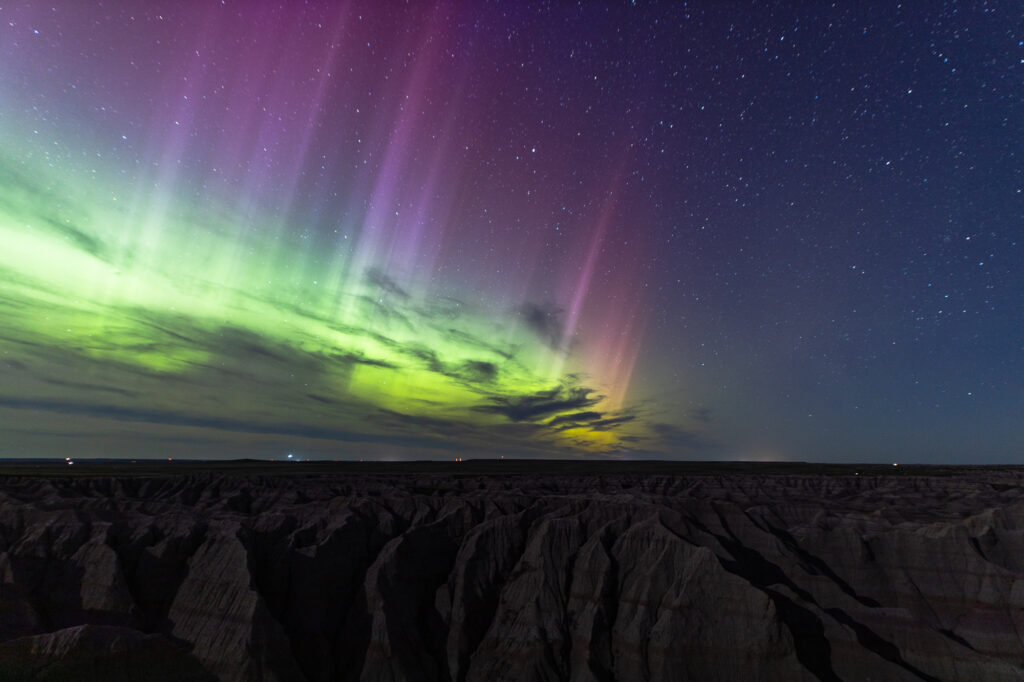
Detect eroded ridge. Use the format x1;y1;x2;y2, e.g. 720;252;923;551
1;467;1023;681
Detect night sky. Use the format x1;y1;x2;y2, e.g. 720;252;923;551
1;1;1021;462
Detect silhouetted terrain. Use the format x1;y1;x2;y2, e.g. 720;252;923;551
1;461;1022;681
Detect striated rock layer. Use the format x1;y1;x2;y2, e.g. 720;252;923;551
1;463;1023;681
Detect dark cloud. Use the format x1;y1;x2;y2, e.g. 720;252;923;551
548;411;603;427
366;267;409;299
217;327;294;364
590;415;636;431
264;297;334;325
0;336;65;357
0;267;69;302
328;324;405;355
229;283;512;388
0;396;459;450
358;294;414;329
518;302;564;349
442;327;514;360
372;408;464;437
125;308;217;346
1;165;112;260
476;385;601;422
3;424;226;447
419;296;467;320
398;345;499;386
461;360;498;383
41;216;109;261
331;351;398;370
372;410;558;457
405;346;445;374
547;410;635;433
0;293;32;313
689;407;714;424
109;314;396;379
38;377;138;398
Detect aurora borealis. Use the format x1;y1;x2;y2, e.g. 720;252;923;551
1;2;1021;462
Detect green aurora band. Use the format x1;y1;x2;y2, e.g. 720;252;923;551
0;122;649;459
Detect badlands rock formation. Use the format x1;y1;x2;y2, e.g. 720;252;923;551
1;462;1023;681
